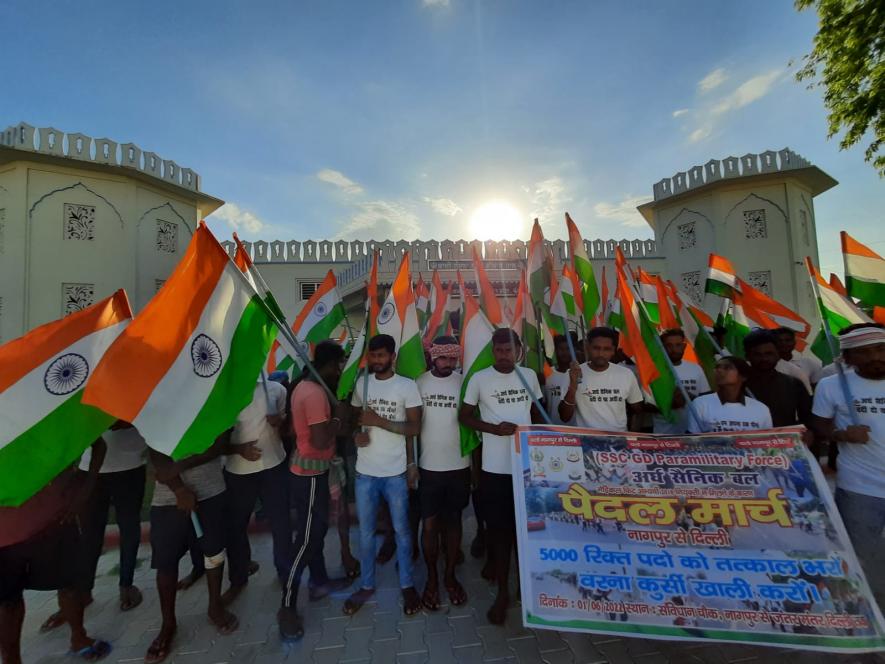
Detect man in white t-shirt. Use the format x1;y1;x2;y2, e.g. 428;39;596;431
560;327;644;432
546;333;583;425
459;328;543;626
221;374;291;604
811;324;885;605
344;334;423;617
416;336;469;611
776;327;824;385
650;329;710;434
688;357;773;433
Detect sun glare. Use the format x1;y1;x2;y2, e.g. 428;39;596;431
468;200;525;240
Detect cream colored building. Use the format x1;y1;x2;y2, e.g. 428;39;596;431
0;122;222;342
0;121;835;341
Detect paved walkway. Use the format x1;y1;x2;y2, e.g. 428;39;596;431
21;516;885;664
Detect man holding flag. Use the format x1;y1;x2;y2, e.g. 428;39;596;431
559;327;644;432
344;334;423;617
459;328;543;626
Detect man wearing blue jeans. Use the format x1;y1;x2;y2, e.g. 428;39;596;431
343;334;423;616
812;324;885;608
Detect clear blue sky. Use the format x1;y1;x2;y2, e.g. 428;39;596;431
4;0;882;275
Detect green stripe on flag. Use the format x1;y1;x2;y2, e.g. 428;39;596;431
0;390;115;506
574;255;600;322
304;302;346;343
846;276;885;308
173;297;277;460
637;305;677;421
705;280;734;299
459;342;495;457
522;320;544;374
396;333;426;379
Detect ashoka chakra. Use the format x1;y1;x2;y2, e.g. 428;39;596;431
44;353;89;395
191;334;223;377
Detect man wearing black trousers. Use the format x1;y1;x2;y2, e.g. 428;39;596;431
221;375;292;604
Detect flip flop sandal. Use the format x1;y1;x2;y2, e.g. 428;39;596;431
446;582;468;606
40;611;65;633
343;589;374;615
71;640;111;662
402;588;422;616
421;586;441;611
144;632;174;664
210;612;239;636
120;587;143;612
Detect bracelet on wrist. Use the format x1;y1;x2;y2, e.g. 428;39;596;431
562;398;575;406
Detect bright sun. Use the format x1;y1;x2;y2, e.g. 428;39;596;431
468;200;525;240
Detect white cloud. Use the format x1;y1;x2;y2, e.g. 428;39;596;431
698;67;728;94
672;108;690;118
316;168;363;195
530;176;571;225
422;0;450;7
336;200;421;240
593;194;652;228
423;196;462;216
688;126;712;143
209;202;265;233
684;68;783;144
710;69;782;115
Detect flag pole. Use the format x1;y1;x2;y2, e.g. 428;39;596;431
805;257;859;426
494;259;552;424
629;281;703;432
228;252;338;403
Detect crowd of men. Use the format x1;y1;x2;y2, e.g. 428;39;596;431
0;320;882;664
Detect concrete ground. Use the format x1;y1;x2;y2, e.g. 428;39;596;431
19;514;885;664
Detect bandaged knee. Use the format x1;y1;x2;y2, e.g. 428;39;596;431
203;550;226;569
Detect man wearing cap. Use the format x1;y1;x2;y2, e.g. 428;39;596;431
416;336;470;611
812;323;885;606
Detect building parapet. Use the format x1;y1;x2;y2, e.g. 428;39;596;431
651;148;812;201
1;121;200;192
221;237;659;289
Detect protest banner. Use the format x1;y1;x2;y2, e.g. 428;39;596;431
511;425;885;652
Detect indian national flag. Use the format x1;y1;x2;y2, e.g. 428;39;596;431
666;281;718;385
338;302;369;400
723;292;759;358
512;270;544;373
549;264;578;325
376;252;425;379
472;246;503;325
566;213;600;324
705;253;739;299
615;261;677;420
415;275;430;333
293;270;346;343
595;265;610;326
424;271;451;344
266;339;298;375
527;219;548;308
807;257;873;364
83;223;277;459
459;287;495;456
0;290;132;506
737;277;811;346
636;268;660;324
842;231;885;307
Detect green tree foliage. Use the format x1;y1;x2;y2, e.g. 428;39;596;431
795;0;884;175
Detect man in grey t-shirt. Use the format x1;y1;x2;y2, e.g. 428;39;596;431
144;430;237;663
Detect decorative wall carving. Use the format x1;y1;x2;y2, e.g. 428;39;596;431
743;209;767;240
678;221;696;251
62;283;94;316
63;203;95;241
681;271;702;305
156;220;178;253
747;270;772;295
